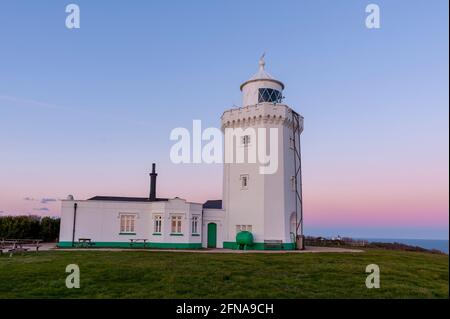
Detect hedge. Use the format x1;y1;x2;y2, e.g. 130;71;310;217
0;216;60;242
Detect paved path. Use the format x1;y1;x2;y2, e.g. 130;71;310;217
53;245;363;254
39;243;59;251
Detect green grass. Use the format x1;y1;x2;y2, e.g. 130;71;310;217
0;249;447;298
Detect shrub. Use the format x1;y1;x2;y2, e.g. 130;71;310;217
0;216;60;242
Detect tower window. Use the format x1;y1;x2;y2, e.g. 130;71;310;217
258;88;282;103
240;174;249;189
241;135;251;146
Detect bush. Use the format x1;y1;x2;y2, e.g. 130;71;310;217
0;216;60;242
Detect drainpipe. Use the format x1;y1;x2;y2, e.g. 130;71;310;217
201;209;204;249
71;203;78;247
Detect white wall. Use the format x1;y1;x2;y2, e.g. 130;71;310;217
221;102;303;245
59;198;202;245
241;80;283;106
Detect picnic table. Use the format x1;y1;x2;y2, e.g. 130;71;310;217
76;238;94;248
129;239;148;248
0;239;42;257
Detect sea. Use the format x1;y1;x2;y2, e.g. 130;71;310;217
360;238;449;254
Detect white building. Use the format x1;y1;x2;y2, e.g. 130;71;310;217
58;57;304;250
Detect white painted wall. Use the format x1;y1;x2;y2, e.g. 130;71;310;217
241;80;283;107
221;79;304;245
59;198;202;245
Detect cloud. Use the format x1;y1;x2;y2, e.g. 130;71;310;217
0;94;149;127
0;211;4;214
0;94;72;112
40;198;57;204
33;208;50;212
24;197;58;204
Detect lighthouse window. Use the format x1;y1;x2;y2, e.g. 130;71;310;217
120;214;136;234
258;88;282;103
240;174;249;189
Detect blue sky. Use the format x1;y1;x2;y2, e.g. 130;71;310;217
0;0;448;239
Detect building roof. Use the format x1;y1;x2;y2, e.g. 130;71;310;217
203;200;222;209
240;54;285;91
88;196;168;202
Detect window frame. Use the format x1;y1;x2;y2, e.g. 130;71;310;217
170;215;183;235
258;88;282;103
119;213;137;234
241;135;251;146
191;216;200;235
153;214;162;234
240;174;249;190
236;225;253;234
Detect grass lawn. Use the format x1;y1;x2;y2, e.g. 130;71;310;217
0;249;448;298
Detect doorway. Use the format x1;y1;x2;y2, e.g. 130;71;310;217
207;223;217;248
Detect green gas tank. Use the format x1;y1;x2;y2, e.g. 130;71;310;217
236;231;254;250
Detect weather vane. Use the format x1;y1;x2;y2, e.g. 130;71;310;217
259;52;266;69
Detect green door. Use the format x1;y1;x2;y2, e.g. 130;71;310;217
207;223;217;248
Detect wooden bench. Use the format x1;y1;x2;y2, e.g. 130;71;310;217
0;240;14;256
0;239;42;257
129;239;148;248
76;238;94;248
264;240;283;250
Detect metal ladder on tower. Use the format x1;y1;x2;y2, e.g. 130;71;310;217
291;109;305;250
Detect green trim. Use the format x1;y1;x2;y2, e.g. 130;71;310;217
170;233;183;236
223;241;296;250
58;241;201;249
152;233;162;236
58;241;295;250
191;234;200;237
119;233;136;235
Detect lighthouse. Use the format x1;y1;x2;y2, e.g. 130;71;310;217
221;55;305;250
58;56;304;251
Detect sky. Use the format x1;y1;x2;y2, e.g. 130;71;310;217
0;0;448;239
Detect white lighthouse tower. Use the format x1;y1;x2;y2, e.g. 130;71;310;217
221;55;305;250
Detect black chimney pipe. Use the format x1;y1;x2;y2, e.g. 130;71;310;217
149;163;157;201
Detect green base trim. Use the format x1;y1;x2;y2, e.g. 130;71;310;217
170;233;183;236
223;241;296;250
191;234;200;237
119;233;136;235
152;233;162;236
58;241;201;249
58;241;295;250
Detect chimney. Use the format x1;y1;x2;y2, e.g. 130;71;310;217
149;163;157;201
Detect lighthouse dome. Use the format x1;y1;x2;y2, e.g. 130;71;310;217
240;54;285;107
